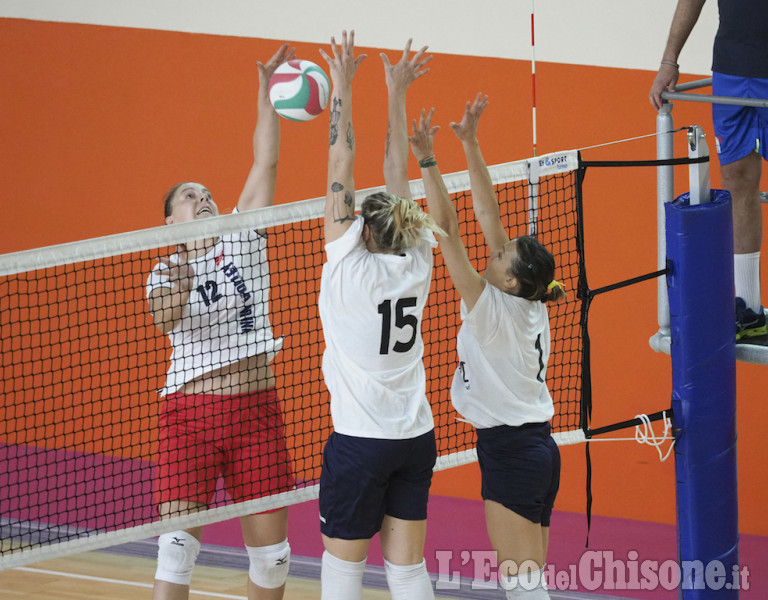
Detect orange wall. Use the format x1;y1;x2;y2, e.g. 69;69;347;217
1;18;765;536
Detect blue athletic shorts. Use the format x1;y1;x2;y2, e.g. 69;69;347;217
476;422;560;526
712;71;768;166
319;429;436;540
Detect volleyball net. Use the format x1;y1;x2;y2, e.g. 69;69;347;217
0;151;585;569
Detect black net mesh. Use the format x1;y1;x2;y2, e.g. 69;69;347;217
0;163;583;564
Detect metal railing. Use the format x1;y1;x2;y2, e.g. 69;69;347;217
650;78;768;364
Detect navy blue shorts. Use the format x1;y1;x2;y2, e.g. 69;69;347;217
476;422;560;526
712;71;768;165
319;430;436;540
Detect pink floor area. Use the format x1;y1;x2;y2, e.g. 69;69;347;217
202;494;766;599
2;443;761;597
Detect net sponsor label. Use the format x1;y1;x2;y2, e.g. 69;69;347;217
433;549;751;592
529;150;578;177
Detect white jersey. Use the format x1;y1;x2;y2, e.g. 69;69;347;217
451;281;554;429
319;217;437;439
146;210;282;395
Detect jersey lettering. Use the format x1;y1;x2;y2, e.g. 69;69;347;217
223;262;252;302
458;361;470;390
239;305;255;333
195;260;257;333
196;280;223;306
377;297;419;354
535;333;545;382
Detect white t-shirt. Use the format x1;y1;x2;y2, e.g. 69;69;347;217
319;217;437;439
451;281;555;428
146;212;281;395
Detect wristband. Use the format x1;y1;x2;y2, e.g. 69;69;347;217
418;156;437;168
660;60;679;69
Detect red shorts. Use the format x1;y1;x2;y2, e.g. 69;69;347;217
155;388;295;506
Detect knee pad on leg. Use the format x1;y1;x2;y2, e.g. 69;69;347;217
155;531;201;586
384;558;434;600
246;539;290;589
321;551;367;600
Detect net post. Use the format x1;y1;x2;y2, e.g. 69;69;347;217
687;126;710;205
665;190;738;597
650;103;674;353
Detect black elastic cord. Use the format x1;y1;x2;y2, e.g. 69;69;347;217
580;155;709;168
589;268;669;299
585;443;592;547
587;408;674;438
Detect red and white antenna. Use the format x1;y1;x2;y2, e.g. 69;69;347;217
531;0;538;157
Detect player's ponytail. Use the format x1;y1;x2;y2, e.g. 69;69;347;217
361;192;445;253
510;236;565;303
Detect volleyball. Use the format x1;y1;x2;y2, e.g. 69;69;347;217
269;59;331;122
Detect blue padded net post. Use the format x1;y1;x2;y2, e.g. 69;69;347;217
666;190;738;598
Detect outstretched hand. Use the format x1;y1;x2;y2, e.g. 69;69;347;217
450;93;488;143
319;30;367;87
409;108;440;162
257;43;296;85
158;246;195;294
381;38;432;95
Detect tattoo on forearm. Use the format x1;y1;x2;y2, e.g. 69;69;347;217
330;181;355;223
329;97;341;146
346;122;354;151
385;121;391;158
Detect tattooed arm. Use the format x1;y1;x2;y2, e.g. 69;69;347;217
320;31;367;243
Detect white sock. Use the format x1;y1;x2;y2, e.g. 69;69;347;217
502;567;550;599
734;251;762;311
321;551;366;600
384;558;434;600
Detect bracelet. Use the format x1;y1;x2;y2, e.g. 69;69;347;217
660;60;679;69
418;155;437;168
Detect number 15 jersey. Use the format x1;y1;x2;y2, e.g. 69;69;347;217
319;217;437;440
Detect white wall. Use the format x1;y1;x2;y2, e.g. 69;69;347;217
0;0;718;74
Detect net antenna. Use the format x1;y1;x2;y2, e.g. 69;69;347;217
530;0;538;158
527;0;539;236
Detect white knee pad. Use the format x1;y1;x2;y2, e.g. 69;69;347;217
155;531;201;586
384;559;434;600
246;539;290;589
321;551;367;600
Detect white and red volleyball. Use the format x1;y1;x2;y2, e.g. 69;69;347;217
268;59;331;122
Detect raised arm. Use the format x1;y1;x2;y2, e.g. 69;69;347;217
381;39;432;198
237;43;296;212
320;31;367;243
147;248;195;334
450;94;508;254
649;0;707;110
409;109;485;309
